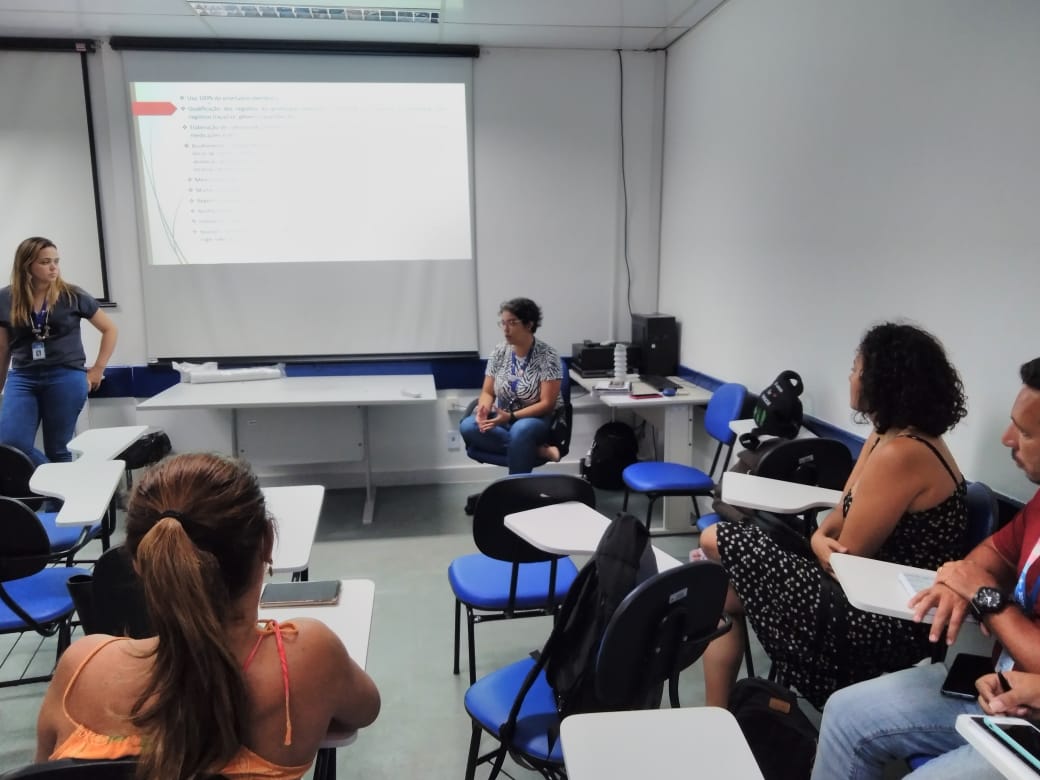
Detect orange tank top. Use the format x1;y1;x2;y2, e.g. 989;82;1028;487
50;620;313;780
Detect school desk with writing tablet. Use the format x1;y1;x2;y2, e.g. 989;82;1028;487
831;553;939;622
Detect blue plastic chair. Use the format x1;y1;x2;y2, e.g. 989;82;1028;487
0;445;109;560
0;497;89;688
449;473;594;684
462;561;732;780
621;382;748;530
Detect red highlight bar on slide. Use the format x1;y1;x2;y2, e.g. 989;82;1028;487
132;101;177;116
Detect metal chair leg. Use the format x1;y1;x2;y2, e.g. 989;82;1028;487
453;599;461;675
464;722;482;780
466;606;477;684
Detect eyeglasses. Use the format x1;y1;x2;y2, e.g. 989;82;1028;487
497;318;521;329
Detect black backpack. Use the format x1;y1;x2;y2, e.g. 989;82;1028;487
740;370;804;451
543;511;657;718
581;422;638;489
728;677;818;780
502;512;657;753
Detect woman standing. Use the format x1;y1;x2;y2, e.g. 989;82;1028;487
0;236;117;465
460;297;564;474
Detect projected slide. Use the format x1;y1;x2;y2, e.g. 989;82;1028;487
130;81;472;265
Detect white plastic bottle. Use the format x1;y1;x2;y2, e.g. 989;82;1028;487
613;342;627;385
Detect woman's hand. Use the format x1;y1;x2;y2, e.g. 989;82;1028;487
811;531;848;576
977;671;1040;719
478;407;508;433
85;365;105;392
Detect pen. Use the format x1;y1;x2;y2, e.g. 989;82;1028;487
997;671;1012;693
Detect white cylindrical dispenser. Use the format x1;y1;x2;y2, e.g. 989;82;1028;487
613;342;627;385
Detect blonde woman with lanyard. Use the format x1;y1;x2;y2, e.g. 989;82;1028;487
459;297;563;473
0;236;117;466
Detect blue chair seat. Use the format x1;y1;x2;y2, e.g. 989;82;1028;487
0;567;90;631
696;512;721;532
622;462;713;494
36;512;102;554
464;656;563;764
449;554;578;610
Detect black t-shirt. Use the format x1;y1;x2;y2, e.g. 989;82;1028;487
0;286;99;370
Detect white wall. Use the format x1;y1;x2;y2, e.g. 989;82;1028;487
659;0;1040;500
75;45;665;483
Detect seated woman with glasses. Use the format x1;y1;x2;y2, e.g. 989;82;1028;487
460;297;564;474
34;453;380;780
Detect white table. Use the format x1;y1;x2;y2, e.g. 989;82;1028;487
259;578;374;758
504;501;683;573
722;472;843;514
560;707;764;780
570;370;713;530
29;459;126;527
265;485;324;581
956;714;1040;780
67;425;149;462
138;374;436;524
830;552;938;623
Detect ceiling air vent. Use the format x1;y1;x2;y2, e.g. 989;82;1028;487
187;3;440;22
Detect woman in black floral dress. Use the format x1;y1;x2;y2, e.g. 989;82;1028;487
699;322;971;709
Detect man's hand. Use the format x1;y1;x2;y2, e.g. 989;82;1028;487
977;671;1040;719
910;560;997;644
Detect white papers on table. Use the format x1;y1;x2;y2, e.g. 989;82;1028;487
173;361;285;384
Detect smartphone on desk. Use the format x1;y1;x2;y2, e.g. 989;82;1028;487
260;580;341;607
940;653;994;700
981;716;1040;773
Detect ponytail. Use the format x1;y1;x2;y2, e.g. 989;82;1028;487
130;517;249;780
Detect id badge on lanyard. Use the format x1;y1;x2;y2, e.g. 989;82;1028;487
31;300;49;361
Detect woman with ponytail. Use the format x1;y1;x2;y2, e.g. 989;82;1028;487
33;453;380;779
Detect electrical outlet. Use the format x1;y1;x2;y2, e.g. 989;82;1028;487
446;431;462;451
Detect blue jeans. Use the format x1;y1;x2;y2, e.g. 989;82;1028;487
0;365;88;466
460;413;551;474
812;664;1002;779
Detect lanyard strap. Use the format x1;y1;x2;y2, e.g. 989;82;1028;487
1013;536;1040;613
509;349;529;394
32;298;50;338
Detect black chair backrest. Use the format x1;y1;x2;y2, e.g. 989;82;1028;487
0;497;54;581
67;546;153;638
0;444;43;507
752;437;853;491
594;561;730;708
0;759;228;780
0;759;138;780
473;474;596;564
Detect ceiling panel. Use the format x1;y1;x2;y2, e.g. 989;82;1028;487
0;0;723;50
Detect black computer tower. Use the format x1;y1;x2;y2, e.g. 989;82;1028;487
631;313;678;376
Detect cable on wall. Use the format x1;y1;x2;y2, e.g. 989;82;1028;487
617;49;633;318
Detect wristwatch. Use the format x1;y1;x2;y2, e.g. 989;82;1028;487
970;586;1010;620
